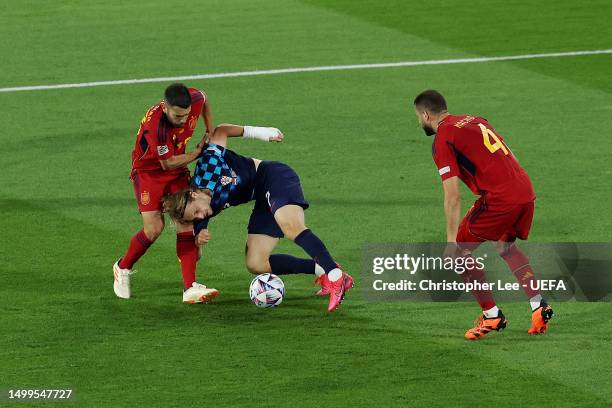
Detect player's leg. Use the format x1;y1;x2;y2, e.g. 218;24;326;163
175;220;198;289
115;172;168;298
245;234;279;274
273;204;337;273
168;173;198;289
496;240;542;306
456;202;506;340
119;211;165;271
253;161;352;311
495;202;553;334
274;204;353;311
114;210;165;299
246;207;323;277
175;221;219;304
167;172;219;303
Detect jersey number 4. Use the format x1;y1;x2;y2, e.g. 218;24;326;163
478;123;509;155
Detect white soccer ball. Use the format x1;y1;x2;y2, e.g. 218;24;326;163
249;273;285;308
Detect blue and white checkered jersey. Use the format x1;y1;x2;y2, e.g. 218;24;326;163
191;143;257;233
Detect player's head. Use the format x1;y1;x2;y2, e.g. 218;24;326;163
163;188;213;223
163;83;192;127
413;90;448;136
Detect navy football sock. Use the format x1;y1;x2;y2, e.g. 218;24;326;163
269;254;315;275
294;229;337;272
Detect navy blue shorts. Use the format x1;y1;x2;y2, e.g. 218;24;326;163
247;161;309;238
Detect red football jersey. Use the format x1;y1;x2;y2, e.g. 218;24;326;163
432;115;535;205
130;88;206;175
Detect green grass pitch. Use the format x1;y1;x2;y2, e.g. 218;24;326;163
1;1;612;406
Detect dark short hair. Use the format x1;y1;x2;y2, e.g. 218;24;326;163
414;90;447;114
164;83;192;109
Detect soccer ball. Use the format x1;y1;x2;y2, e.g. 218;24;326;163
249;273;285;308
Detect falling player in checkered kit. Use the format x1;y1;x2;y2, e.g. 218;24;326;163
163;124;354;312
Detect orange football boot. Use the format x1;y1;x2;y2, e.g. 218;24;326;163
528;301;554;335
465;311;507;340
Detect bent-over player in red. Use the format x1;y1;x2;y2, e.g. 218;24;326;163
414;89;554;340
114;83;218;304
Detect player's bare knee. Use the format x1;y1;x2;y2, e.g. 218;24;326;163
245;257;270;275
143;220;164;240
277;220;306;241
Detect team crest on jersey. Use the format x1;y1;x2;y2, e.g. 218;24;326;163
140;191;151;205
188;116;197;130
220;176;234;186
220;170;238;187
157;145;169;156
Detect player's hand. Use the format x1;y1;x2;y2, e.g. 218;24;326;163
196;229;211;246
269;129;284;143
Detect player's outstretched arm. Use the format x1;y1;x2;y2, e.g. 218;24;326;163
208;124;244;147
208;124;283;147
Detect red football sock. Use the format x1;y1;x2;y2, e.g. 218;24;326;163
500;244;540;298
461;255;496;311
119;229;153;269
176;232;198;289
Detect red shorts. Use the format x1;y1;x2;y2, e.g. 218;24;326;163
131;169;190;212
456;198;534;250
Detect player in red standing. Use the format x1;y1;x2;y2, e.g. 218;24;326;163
413;90;554;340
113;83;219;304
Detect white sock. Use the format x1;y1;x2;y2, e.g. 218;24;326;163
530;294;543;311
327;268;343;282
483;306;500;318
314;264;325;277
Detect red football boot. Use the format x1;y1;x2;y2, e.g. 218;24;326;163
327;271;353;312
315;272;354;296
